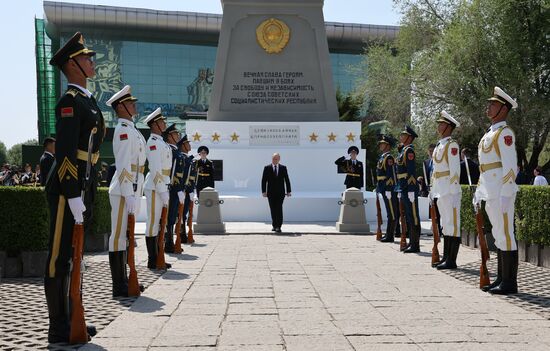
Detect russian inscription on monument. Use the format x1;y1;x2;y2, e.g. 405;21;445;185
249;125;300;146
208;0;339;122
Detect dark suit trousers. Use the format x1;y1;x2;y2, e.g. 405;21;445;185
268;195;285;229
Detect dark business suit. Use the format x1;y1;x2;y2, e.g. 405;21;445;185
261;164;291;230
39;152;55;186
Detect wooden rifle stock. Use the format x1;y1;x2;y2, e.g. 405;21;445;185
375;193;383;240
399;198;408;251
156;206;168;269
430;202;441;266
69;223;88;344
174;203;184;254
476;207;491;288
127;214;141;297
187;199;195;244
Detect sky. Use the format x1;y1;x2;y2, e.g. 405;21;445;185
0;0;401;148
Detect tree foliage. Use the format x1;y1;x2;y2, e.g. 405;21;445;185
0;141;7;165
359;0;550;179
7;139;39;167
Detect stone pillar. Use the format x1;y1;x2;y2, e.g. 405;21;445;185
336;188;371;233
194;187;226;234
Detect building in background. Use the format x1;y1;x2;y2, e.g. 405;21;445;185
34;1;398;165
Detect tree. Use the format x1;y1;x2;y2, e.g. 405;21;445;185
359;0;550;181
7;139;39;167
0;141;7;165
336;88;364;121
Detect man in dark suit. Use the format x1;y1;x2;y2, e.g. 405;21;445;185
194;145;215;198
334;146;364;189
39;137;56;186
459;148;480;185
262;153;291;233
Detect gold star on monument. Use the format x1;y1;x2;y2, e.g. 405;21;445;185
328;132;337;142
346;132;356;142
309;133;318;142
230;132;240;142
212;132;221;142
192;132;201;142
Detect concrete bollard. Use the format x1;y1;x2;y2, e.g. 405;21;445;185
336;188;371;233
194;187;226;234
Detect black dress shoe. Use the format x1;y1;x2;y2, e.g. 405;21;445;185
275;228;282;233
272;227;276;231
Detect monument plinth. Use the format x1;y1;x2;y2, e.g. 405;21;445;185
208;0;339;122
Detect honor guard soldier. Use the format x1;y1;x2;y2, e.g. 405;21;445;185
474;87;519;295
143;108;172;269
177;135;196;243
377;135;399;242
430;111;461;270
163;124;186;253
194;146;214;198
45;32;103;343
106;85;146;296
396;126;421;253
335;146;364;189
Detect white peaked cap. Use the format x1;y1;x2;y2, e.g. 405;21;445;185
143;107;164;126
437;110;460;127
488;86;518;109
106;85;137;107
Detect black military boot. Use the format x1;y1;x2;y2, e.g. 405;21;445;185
433;235;449;267
404;225;420;253
394;219;401;238
45;276;71;343
489;250;518;295
109;251;129;297
145;236;158;269
165;225;175;253
482;249;502;292
437;237;459;270
381;220;395;242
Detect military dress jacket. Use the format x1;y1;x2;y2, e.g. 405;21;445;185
395;144;418;194
144;133;172;194
376;152;396;193
430;137;461;198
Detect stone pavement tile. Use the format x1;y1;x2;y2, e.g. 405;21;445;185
407;333;473;343
225;313;280;322
159;315;224;335
279;320;341;335
418;342;549;351
226;304;278;315
96;315;168;338
333;322;404;336
150;348;215;351
283;335;353;351
348;342;422;351
150;334;218;347
173;303;228;316
221;321;280;331
82;346;148;351
276;299;325;309
229;289;275;298
216;345;284;351
80;336;154;348
277;308;332;321
217;330;283;346
345;335;414;344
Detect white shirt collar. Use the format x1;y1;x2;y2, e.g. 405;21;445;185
44;151;54;157
68;83;92;98
169;144;177;150
119;118;134;126
272;163;278;168
438;136;452;144
151;133;162;139
491;121;507;132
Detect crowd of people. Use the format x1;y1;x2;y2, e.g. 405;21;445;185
0;163;41;186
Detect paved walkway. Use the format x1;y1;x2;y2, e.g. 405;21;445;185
82;225;550;351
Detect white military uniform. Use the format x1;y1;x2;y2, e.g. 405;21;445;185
108;118;146;251
431;136;461;237
144;133;172;237
475;121;518;251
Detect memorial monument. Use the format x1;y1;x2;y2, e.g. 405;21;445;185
185;0;375;222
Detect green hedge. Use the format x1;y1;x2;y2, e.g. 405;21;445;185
515;185;550;245
0;187;49;253
0;187;111;253
460;185;550;246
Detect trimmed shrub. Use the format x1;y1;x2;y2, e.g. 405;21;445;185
515;185;550;245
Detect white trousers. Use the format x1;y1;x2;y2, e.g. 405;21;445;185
437;194;461;237
109;194;142;252
145;189;162;237
485;195;517;251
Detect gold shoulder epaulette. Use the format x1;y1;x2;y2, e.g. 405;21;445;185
65;88;79;98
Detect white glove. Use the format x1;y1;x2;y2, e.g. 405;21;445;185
451;194;460;208
193;194;199;202
68;197;86;223
397;192;401;199
160;191;169;206
125;195;136;214
385;191;392;199
500;196;512;213
177;191;185;204
408;192;415;203
472;191;481;211
428;191;434;205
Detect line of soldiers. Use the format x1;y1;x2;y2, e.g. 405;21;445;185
44;32;216;344
375;86;519;296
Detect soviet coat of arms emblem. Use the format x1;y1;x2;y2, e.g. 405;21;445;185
256;18;291;54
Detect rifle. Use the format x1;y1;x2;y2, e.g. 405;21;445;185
465;155;490;288
394;164;408;251
187;200;195;244
425;160;440;266
126;158;141;297
430;202;441;266
174;203;184;253
156;206;168;269
375;192;383;241
69;127;96;344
